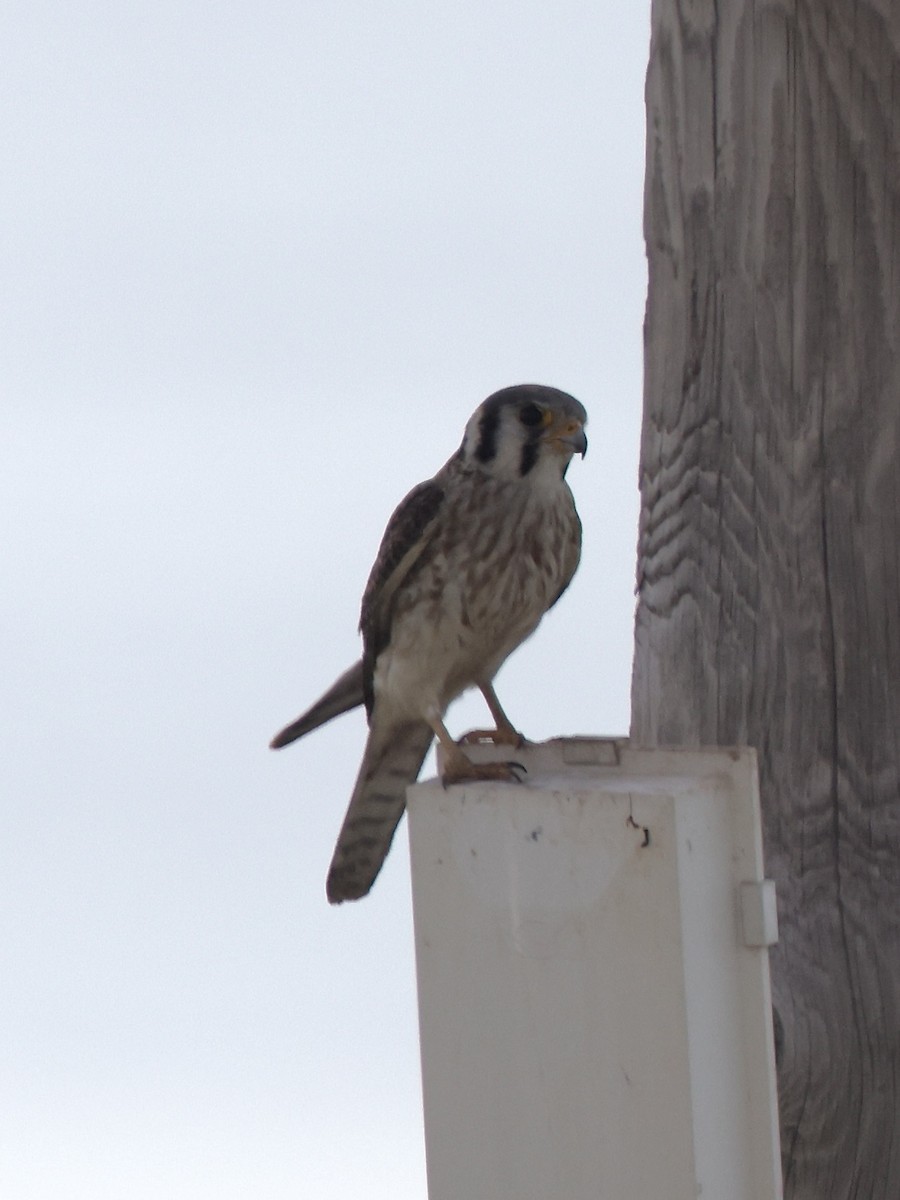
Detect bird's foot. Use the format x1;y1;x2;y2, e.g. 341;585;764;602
457;725;526;749
440;745;526;787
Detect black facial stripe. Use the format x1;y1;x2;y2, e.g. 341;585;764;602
519;436;540;476
475;404;501;463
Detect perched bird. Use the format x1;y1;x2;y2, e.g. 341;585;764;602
271;384;587;903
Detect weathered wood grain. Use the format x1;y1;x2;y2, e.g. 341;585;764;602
632;2;900;1196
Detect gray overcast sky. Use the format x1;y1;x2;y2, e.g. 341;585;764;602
2;2;649;1196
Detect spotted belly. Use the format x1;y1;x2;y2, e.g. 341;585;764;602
376;502;573;719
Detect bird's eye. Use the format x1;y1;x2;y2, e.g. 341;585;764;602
519;404;544;427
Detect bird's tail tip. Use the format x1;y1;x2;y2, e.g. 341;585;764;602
325;873;373;904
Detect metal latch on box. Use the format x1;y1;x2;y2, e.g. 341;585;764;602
740;880;779;947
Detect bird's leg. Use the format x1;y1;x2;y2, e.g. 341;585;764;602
426;711;525;785
479;681;525;744
457;681;526;748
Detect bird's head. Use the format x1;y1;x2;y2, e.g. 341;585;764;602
459;384;588;482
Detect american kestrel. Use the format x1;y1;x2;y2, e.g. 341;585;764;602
271;384;587;903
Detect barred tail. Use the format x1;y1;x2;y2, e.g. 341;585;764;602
326;719;434;903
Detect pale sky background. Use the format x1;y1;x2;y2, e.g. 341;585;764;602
2;3;649;1196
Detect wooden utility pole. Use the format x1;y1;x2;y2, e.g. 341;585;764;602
632;3;900;1196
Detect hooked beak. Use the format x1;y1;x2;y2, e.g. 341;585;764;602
547;414;588;458
563;426;588;457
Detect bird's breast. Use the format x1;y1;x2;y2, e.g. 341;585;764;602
374;478;580;718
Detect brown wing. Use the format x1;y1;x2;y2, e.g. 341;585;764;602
359;479;445;715
269;659;365;749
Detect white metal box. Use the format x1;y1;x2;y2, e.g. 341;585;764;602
408;741;781;1200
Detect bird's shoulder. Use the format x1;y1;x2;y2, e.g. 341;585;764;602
358;470;453;710
360;476;447;628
